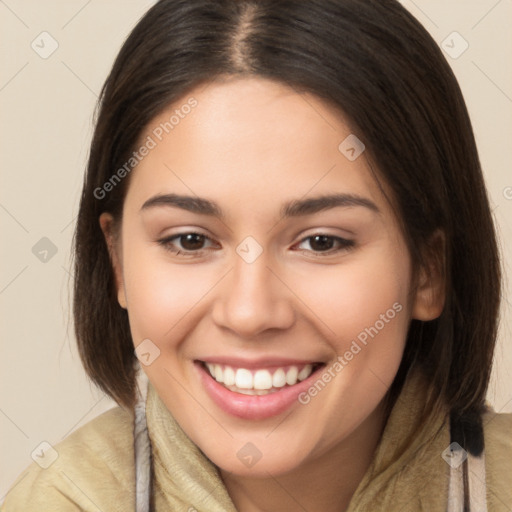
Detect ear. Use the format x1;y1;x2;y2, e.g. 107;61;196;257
411;230;445;321
99;213;127;309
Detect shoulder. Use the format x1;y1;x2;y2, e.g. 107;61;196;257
2;406;135;511
482;410;512;509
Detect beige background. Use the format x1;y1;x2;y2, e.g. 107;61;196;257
1;0;511;500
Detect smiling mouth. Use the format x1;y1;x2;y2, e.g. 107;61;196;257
199;361;325;396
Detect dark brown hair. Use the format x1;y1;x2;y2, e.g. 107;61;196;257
73;0;501;455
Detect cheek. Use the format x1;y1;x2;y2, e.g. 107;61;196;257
294;244;411;343
291;246;411;442
121;243;215;346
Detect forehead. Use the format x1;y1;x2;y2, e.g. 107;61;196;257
125;77;389;221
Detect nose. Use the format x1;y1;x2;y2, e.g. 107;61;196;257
211;253;296;338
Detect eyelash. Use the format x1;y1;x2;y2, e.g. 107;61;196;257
157;232;355;258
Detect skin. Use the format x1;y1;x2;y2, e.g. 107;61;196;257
100;76;444;512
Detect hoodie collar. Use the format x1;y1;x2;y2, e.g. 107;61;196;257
146;369;450;511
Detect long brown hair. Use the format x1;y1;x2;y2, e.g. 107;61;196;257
73;0;501;456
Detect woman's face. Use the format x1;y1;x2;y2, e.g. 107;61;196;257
102;77;437;476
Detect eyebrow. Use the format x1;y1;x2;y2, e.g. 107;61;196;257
141;192;380;218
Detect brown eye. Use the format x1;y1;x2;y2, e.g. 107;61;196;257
309;235;335;251
179;233;207;250
296;234;355;255
158;232;218;256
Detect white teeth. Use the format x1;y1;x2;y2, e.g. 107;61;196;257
286;366;298;385
253;370;273;390
235;368;253;389
214;364;223;383
223;366;236;386
204;362;317;391
272;368;287;388
298;364;313;381
225;386;273;396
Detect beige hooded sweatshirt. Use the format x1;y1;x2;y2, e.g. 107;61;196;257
2;370;511;511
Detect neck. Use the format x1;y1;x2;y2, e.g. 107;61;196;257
220;398;388;512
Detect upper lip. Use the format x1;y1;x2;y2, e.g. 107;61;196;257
197;357;324;369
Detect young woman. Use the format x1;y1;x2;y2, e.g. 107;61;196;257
3;0;511;510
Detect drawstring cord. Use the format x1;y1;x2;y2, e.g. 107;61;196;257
447;449;487;511
447;412;488;512
134;371;151;512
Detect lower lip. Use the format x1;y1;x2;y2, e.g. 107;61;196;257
195;362;324;420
